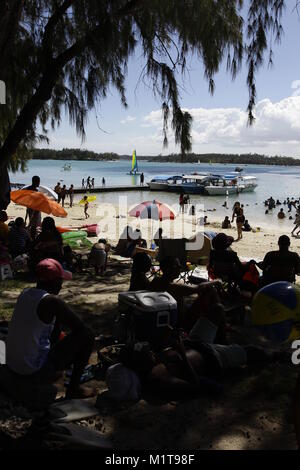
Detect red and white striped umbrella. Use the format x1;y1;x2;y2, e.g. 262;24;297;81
129;199;176;221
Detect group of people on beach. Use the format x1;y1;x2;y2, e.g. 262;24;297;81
81;176;106;189
54;182;74;208
4;210;300;406
2;177;300;448
264;195;300;234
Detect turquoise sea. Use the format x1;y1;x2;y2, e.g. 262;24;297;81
10;159;300;230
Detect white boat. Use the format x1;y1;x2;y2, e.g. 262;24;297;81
147;175;183;190
205;175;257;195
62;163;72;171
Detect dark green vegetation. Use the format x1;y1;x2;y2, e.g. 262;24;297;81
31;148;300;167
0;0;285;172
147;153;300;166
31;148;119;161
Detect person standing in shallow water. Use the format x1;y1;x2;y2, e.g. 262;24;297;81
102;177;106;187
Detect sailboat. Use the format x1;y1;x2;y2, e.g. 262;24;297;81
127;149;142;175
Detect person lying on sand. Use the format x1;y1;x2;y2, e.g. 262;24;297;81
6;258;95;399
117;319;284;400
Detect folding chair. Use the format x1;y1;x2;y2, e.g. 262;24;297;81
158;238;191;283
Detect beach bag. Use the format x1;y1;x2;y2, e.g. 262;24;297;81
242;263;259;287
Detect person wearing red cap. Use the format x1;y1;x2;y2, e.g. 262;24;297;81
6;258;95;399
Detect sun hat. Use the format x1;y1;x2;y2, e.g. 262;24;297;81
36;258;72;281
212;232;234;250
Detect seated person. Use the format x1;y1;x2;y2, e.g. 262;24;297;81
115;226;133;255
153;228;163;247
29;217;64;269
129;252;152;291
63;245;83;273
208;233;258;293
277;208;286;219
150;256;224;335
89;238;110;275
124;229;147;258
221;216;231;229
0;211;9;246
242;219;252;232
9;217;31;258
258;235;300;285
0;240;11;265
6;258;95;399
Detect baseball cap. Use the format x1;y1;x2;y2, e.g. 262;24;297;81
36;258;72;281
212;232;234;250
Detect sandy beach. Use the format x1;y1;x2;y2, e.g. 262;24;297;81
7;196;299;262
1;195;299;450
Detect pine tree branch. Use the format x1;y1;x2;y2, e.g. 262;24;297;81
42;0;74;63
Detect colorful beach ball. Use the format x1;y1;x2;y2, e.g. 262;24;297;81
251;281;300;343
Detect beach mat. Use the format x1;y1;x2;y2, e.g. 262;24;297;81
48;423;113;450
48;398;99;423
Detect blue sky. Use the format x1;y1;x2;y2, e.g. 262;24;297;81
40;3;300;158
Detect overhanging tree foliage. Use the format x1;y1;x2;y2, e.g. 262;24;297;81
0;0;286;173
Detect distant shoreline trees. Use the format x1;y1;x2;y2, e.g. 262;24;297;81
31;148;119;161
30;148;300;167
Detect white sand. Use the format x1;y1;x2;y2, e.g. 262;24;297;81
7;195;300;262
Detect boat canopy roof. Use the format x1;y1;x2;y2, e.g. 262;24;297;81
183;174;210;181
241;175;257;180
151;175;182;181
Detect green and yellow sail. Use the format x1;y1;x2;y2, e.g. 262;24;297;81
131;149;138;173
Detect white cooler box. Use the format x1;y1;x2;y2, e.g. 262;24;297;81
118;291;178;343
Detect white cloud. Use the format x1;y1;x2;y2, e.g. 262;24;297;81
43;81;300;157
120;115;136;124
141;89;300;157
291;80;300;96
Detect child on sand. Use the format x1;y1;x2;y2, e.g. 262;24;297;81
83;196;89;219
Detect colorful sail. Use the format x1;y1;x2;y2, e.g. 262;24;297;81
132;149;138;173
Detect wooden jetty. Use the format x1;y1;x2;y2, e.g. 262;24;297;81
12;183;150;194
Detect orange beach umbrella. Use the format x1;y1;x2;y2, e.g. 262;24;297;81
10;190;67;217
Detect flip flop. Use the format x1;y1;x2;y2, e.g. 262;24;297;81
48;423;113;450
48;398;99;423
